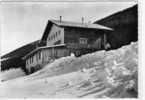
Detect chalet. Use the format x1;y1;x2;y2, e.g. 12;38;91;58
1;5;137;73
22;18;113;74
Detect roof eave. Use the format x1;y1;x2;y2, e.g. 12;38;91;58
22;44;67;60
22;48;40;60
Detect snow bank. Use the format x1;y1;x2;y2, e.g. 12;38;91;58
0;42;138;98
0;68;26;82
103;42;138;97
27;42;138;89
27;50;107;80
27;56;78;80
25;42;138;98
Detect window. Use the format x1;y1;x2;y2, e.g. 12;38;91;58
50;36;51;40
54;50;57;57
79;38;88;44
36;53;38;61
56;32;57;37
53;34;55;39
58;30;61;35
50;36;53;40
38;52;41;59
29;58;31;64
51;35;53;40
54;33;56;39
54;40;61;45
32;56;33;63
26;60;28;65
31;57;32;63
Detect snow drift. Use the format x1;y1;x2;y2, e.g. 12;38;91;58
0;42;138;98
0;68;26;82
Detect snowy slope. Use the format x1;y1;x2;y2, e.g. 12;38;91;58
0;42;138;98
0;68;25;82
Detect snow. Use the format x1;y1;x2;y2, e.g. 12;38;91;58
0;68;26;82
0;42;138;98
0;57;10;62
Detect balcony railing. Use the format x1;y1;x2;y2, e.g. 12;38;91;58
66;43;102;50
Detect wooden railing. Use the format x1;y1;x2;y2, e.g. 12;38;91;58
66;43;102;50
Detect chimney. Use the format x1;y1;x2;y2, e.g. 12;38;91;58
60;16;62;22
82;17;84;24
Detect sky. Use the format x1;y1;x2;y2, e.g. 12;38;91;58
0;1;137;56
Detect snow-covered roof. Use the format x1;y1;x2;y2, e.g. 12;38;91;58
22;44;66;60
50;20;113;30
0;57;10;62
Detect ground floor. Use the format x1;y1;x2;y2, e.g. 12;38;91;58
24;44;105;74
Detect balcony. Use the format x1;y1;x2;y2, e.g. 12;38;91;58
66;43;102;50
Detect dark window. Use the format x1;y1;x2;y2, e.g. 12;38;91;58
54;50;57;57
94;38;101;49
79;38;88;44
36;53;38;61
51;36;53;40
32;57;33;63
31;57;32;63
31;67;35;73
55;33;57;38
53;34;55;39
58;30;61;35
29;58;31;64
39;52;41;59
54;40;61;45
50;36;52;40
54;34;55;39
38;52;41;59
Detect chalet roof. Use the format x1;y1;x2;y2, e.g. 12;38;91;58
50;20;113;30
41;20;113;41
22;44;66;60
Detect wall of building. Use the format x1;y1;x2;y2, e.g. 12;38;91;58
25;50;43;73
64;27;106;50
25;47;70;74
41;47;70;60
46;24;64;46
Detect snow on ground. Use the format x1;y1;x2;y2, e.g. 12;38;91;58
0;68;26;82
0;42;138;98
27;56;77;80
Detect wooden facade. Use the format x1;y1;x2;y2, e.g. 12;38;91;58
23;20;112;73
64;27;107;50
24;44;69;73
46;24;64;46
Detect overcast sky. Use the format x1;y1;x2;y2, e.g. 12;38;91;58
0;1;137;56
